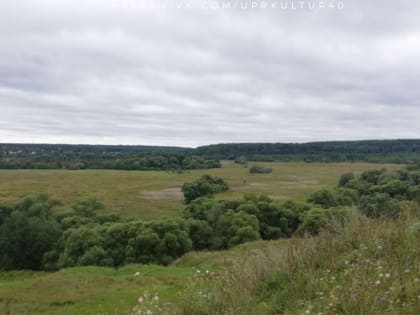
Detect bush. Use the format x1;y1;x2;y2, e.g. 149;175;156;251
359;192;401;218
297;207;348;235
249;165;273;174
234;156;247;164
338;172;355;187
307;189;338;208
182;175;229;204
0;195;62;270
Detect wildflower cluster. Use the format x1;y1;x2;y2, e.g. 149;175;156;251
297;235;419;315
132;292;170;315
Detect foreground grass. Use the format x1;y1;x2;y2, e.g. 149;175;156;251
0;162;400;219
0;265;193;315
0;241;289;315
1;211;418;315
177;209;420;315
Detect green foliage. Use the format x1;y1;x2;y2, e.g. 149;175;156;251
73;197;105;218
249;165;273;174
195;140;420;164
238;195;304;239
0;143;220;171
338;172;355;186
0;195;62;270
2;166;420;272
184;195;309;248
56;225;105;268
360;169;385;184
0;204;12;226
126;220;192;265
234;156;247;164
297;207;348;235
224;211;260;247
359;193;402;218
184;198;260;250
182;175;229;204
307;189;339;208
78;246;111;266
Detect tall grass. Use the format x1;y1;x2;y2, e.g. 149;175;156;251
176;207;420;315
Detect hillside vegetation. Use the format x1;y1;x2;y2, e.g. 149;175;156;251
1;163;419;314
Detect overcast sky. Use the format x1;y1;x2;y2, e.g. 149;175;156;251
0;0;419;147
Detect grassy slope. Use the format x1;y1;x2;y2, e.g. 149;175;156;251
0;265;193;315
0;240;290;315
0;161;401;219
2;215;418;315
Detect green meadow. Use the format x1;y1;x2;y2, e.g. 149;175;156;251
0;161;401;219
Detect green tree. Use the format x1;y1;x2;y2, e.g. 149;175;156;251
182;175;229;204
0;195;62;270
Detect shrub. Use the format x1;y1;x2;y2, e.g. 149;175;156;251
307;189;338;208
338;172;355;187
234;156;247;164
359;192;401;218
0;195;62;270
249;165;273;174
78;246;111;266
182;175;229;204
297;207;349;235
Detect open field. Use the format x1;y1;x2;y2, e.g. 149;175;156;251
0;161;402;219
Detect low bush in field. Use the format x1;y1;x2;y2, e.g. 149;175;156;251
249;165;273;174
181;175;229;204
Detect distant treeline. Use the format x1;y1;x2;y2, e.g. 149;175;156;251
195;139;420;163
0;144;219;170
1;166;420;271
1;139;420;169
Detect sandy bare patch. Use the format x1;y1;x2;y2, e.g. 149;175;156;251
142;188;183;200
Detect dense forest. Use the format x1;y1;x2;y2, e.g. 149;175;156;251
195;139;420;163
0;140;420;170
0;144;218;170
1;166;420;271
1;139;420;170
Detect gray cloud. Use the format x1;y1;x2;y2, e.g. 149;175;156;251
1;0;419;147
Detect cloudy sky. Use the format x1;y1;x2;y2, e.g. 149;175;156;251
1;0;419;147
